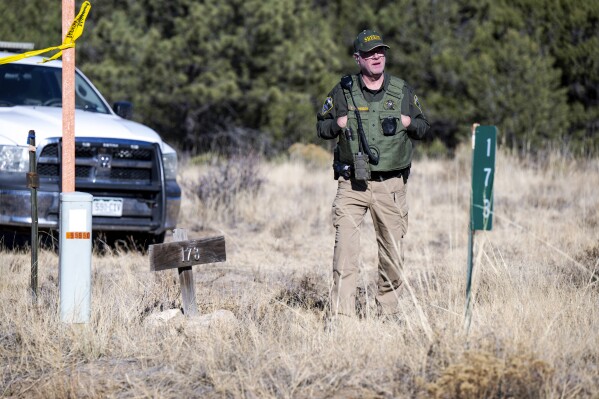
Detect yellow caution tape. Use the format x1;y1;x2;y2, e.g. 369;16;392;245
0;1;91;66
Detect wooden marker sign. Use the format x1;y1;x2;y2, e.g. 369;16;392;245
149;234;226;271
149;229;226;316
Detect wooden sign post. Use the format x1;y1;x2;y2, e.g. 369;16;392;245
149;229;226;316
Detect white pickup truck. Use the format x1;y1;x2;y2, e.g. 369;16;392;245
0;45;181;246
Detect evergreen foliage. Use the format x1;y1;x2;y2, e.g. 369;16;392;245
0;0;596;156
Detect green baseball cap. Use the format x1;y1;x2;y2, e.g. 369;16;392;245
354;29;390;53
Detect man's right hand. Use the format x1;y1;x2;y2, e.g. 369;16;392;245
337;115;348;129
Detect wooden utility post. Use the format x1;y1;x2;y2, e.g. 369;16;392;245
62;0;75;192
149;229;226;316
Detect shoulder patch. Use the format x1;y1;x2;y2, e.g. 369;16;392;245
321;97;333;115
413;94;422;113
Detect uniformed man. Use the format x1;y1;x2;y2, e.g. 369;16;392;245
317;29;430;319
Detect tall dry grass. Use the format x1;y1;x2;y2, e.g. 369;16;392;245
1;146;598;398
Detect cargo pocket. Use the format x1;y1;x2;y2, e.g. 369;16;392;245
393;181;409;236
392;182;408;216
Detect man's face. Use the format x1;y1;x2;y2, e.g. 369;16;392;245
355;47;386;78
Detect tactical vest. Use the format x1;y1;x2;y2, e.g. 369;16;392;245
338;74;412;172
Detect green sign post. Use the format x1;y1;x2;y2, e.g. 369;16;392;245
471;126;497;230
465;125;497;331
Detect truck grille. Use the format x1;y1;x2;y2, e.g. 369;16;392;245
34;138;165;232
38;164;59;176
38;140;157;185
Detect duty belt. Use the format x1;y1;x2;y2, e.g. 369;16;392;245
369;168;407;181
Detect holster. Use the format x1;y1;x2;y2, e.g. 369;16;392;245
333;161;351;179
332;146;351;179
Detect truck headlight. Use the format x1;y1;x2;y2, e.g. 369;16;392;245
0;145;28;173
162;152;178;180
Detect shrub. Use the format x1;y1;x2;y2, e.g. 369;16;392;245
190;154;264;208
570;244;599;289
288;143;332;169
426;351;553;399
274;272;328;313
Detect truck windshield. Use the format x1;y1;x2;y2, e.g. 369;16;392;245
0;63;110;114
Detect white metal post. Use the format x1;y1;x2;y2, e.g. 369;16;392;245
59;192;92;323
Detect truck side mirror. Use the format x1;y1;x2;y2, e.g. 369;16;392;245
113;101;133;119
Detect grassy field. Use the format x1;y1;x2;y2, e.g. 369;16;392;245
1;146;598;398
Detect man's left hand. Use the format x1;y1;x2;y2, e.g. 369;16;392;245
401;114;411;128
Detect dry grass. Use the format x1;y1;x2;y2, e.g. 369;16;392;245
1;146;598;398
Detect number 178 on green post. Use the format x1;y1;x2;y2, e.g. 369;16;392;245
471;126;497;230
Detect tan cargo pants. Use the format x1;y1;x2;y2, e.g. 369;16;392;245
330;175;408;317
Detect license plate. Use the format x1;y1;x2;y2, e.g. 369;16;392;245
92;198;123;217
